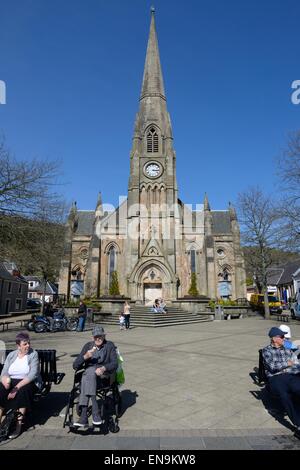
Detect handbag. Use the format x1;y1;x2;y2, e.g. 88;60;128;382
115;348;125;385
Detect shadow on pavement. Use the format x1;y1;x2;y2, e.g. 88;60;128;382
28;391;70;428
249;368;295;433
119;389;138;417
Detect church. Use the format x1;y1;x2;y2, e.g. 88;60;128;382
58;10;246;305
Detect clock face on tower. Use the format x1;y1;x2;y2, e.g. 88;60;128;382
144;162;161;178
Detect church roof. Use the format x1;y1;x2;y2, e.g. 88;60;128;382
277;259;300;285
76;211;95;235
211;211;232;234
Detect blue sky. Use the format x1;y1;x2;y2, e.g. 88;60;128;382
0;0;299;212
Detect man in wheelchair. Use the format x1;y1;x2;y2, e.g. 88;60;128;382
73;326;118;428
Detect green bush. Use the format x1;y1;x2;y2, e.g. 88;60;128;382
64;300;80;307
82;296;102;309
209;298;240;309
109;271;120;296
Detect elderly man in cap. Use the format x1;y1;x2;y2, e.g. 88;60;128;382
73;326;118;427
262;326;300;432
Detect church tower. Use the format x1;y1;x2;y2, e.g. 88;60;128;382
126;8;179;302
58;9;247;305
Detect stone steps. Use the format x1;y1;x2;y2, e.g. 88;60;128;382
97;305;213;327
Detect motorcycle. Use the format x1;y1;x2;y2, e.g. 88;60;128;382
27;310;78;333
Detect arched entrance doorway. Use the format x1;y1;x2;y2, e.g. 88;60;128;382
142;267;162;305
128;259;177;303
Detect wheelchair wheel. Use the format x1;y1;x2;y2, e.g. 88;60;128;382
116;393;122;418
108;416;120;434
63;386;81;428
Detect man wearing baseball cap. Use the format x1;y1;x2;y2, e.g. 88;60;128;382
262;326;300;433
73;326;118;428
279;324;298;351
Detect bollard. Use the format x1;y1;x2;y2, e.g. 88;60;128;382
215;304;224;321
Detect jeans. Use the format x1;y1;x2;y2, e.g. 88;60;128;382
124;315;130;329
269;373;300;427
77;316;86;332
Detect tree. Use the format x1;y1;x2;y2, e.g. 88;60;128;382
188;272;199;297
237;187;281;319
0;139;62;218
0;138;67;310
277;130;300;250
109;271;120;296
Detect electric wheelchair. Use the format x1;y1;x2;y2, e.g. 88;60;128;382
63;366;122;434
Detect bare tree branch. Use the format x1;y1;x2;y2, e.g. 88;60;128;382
277;130;300;248
237;186;282;318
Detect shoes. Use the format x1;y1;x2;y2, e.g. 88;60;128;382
73;415;89;427
8;421;22;439
92;413;103;426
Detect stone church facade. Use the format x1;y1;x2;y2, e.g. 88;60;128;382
59;11;246;305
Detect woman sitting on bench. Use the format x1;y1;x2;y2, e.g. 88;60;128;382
0;332;41;439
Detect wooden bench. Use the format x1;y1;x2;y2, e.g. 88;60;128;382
15;319;29;328
224;313;243;320
0;321;14;332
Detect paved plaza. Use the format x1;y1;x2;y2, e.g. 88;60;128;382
1;316;300;450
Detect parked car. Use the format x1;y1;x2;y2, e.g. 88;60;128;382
26;299;42;311
249;294;283;315
291;300;300;320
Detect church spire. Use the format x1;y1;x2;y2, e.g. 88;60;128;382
204;193;211;211
95;191;103;218
140;7;165;101
228;201;237;220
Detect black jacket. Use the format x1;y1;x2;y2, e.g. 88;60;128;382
78;303;87;317
73;340;118;373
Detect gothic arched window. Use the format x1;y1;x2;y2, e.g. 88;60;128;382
147;127;159;153
190;249;196;274
108;246;116;284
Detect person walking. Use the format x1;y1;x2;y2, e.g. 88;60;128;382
77;301;87;332
123;301;131;330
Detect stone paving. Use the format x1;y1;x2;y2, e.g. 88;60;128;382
1;316;300;450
